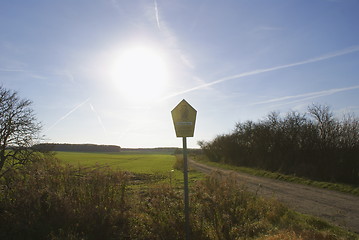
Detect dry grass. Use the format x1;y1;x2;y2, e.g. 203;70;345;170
0;157;357;239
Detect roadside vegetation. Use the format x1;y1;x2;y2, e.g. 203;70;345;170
192;154;359;196
198;104;359;186
0;154;357;240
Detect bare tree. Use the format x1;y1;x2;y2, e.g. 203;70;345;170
0;86;42;176
308;104;338;144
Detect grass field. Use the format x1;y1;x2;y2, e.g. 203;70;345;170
57;151;175;173
56;151;204;186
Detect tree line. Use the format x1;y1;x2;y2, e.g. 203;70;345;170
199;104;359;185
34;143;122;153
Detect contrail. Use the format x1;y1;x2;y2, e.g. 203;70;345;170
163;45;359;99
154;0;161;30
1;68;77;85
251;85;359;106
0;68;25;72
89;103;107;133
46;98;90;132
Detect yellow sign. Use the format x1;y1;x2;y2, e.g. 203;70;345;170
171;99;197;137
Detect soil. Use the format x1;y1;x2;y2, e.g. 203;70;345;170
189;159;359;234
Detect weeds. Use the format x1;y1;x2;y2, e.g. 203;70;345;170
0;157;130;239
0;157;357;239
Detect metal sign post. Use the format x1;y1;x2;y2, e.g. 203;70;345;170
182;136;190;240
171;99;197;240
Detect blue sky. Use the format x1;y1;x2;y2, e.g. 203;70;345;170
1;0;359;148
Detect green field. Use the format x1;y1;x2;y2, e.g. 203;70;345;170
56;151;203;186
57;151;175;173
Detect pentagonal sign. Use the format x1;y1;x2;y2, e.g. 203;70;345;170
171;99;197;137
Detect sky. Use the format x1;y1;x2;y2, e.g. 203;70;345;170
1;0;359;148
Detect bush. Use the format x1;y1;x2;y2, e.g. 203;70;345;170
199;105;359;185
173;154;184;171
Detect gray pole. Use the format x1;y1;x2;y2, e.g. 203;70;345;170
182;137;190;240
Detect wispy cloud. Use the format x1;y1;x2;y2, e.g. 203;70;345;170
336;105;359;116
251;85;359;106
251;26;283;34
164;45;359;99
153;0;161;30
56;70;76;84
109;0;122;11
0;67;49;81
0;67;79;87
45;98;90;132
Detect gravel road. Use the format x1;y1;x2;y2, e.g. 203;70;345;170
189;159;359;234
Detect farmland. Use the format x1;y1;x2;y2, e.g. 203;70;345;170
56;151;204;186
57;151;176;173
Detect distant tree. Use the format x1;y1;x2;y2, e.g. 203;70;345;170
33;143;122;152
0;86;42;176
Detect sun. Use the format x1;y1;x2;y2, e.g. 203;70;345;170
111;45;169;104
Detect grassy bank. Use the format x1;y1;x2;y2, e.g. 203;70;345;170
192;154;359;196
0;156;357;239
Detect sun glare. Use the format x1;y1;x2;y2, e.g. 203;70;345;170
111;45;169;104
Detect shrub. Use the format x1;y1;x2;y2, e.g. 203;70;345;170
173;154;184;171
199;105;359;185
0;157;130;239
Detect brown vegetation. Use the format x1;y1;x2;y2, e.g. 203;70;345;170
0;157;356;239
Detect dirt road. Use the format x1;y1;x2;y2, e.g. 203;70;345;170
189;159;359;233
